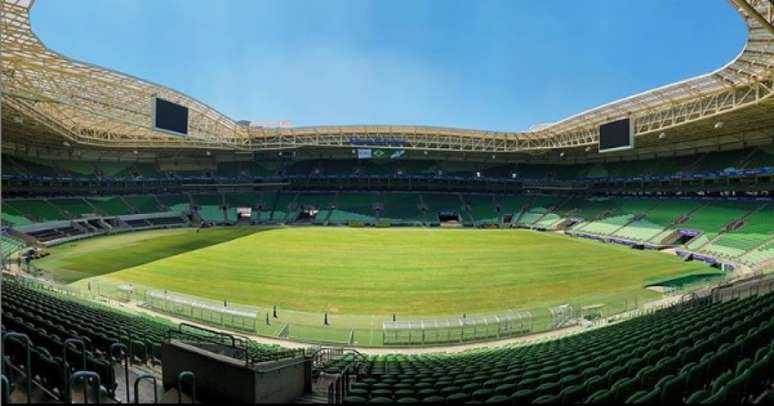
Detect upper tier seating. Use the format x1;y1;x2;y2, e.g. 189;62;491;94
3;146;774;182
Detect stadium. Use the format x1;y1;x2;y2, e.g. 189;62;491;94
1;0;773;403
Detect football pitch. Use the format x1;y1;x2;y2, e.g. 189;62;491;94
37;226;718;345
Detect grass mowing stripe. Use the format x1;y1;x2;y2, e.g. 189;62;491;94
35;227;263;283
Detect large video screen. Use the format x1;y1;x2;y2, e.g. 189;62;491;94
153;96;189;136
598;118;633;152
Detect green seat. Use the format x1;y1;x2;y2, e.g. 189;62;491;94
686;389;711;404
472;388;493;401
493;383;516;396
394;389;414;398
396;397;418;404
700;386;728;404
586;389;613;403
660;374;686;403
369;397;393;404
532;394;560;404
344;396;366;404
559;385;584;404
631;388;660;404
509;388;536;404
710;370;733;394
420;395;444;404
484;394;509;404
445;393;468;403
724;370;750;403
624;390;647;404
611;377;636;403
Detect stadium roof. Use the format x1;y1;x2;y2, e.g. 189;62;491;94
1;0;774;155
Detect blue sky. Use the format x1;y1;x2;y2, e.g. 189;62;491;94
31;0;745;131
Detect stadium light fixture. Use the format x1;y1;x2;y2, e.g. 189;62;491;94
714;121;724;129
62;141;70;147
658;132;667;140
584;146;591;152
559;151;565;158
132;150;138;155
511;173;517;179
476;171;481;177
491;154;496;159
205;150;211;156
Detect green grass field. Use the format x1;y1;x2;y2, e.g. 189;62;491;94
41;227;711;319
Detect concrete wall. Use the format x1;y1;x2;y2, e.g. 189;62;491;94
162;340;256;403
161;340;309;403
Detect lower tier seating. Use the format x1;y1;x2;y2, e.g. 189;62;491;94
341;291;774;404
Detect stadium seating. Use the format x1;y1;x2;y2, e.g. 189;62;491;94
494;196;531;221
738;242;774;267
1;279;293;401
225;192;259;209
3;192;773;267
379;193;425;225
701;204;773;260
682;202;761;250
48;198;97;219
85;197;133;216
514;196;563;227
615;200;699;242
328;192;380;225
3;199;68;223
1;233;25;258
122;196;162;214
341;291;774;404
461;194;498;225
156;194;191;212
295;193;336;224
270;192;298;223
422;193;464;222
1;204;33;227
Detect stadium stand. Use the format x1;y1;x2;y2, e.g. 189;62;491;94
422;193;464;224
1;278;296;402
378;192;425;225
327;192;380;225
462;194;499;226
701;204;773;260
85;197;133;216
339;291;774;404
682;202;762;250
3;200;68;223
1;233;25;258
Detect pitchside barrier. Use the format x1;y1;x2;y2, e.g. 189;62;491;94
382;311;532;345
12;270;730;347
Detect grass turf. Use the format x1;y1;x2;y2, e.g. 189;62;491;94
35;227;262;283
47;227;710;317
